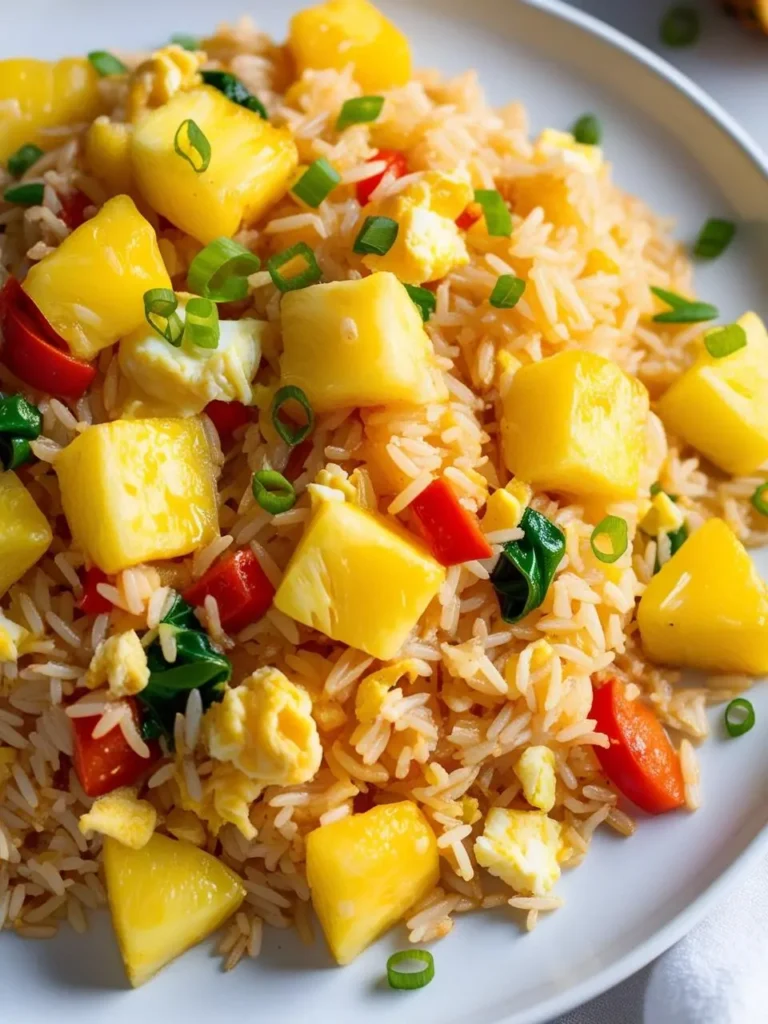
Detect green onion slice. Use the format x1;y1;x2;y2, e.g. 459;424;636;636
704;323;747;359
572;113;602;146
590;516;629;564
0;436;32;471
336;95;385;131
724;698;755;738
87;51;128;76
7;143;44;178
252;469;297;515
750;482;768;517
267;242;323;292
474;189;512;237
651;286;718;324
3;183;44;207
184;297;220;349
170;33;201;51
187;237;261;302
200;70;267;119
0;393;42;440
660;6;700;47
271;385;314;447
143;288;185;346
386;950;435;991
174;119;211;173
403;283;436;322
490;274;526;309
292;158;341;208
353;215;399;255
694;218;735;260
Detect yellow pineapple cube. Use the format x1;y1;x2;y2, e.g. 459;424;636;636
657;312;768;476
274;500;444;661
22;195;171;361
501;350;649;499
288;0;411;92
638;517;768;674
0;472;52;597
84;117;134;196
54;417;218;574
280;272;446;414
131;86;298;243
306;801;438;964
104;833;245;986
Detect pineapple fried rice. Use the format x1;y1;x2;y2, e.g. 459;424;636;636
0;0;766;987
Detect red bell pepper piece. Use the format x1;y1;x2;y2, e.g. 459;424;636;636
410;478;493;567
204;399;252;438
183;547;275;634
0;278;96;399
71;698;159;798
58;190;91;230
356;149;409;207
79;566;113;615
591;678;685;814
456;201;483;231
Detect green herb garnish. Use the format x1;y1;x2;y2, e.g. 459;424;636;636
174;118;211;173
660;6;700;47
489;275;526;309
474;189;512;237
590;516;629;564
704;323;747;359
271;385;314;447
87;51;128;76
200;70;267;119
651;286;718;324
724;698;755;738
291;158;341;208
267;242;323;292
353;215;399;255
572;113;601;145
7;144;44;178
403;283;436;322
336;96;385;131
694;218;735;260
491;507;565;623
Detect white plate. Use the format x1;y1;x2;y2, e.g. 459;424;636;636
3;2;768;1022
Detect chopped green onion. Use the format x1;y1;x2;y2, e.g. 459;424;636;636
0;393;42;440
7;143;43;177
174;119;211;173
590;516;629;564
336;95;385;131
187;237;261;302
724;698;755;738
490;274;526;309
271;385;314;447
200;70;267;119
571;113;601;146
184;297;220;349
291;159;341;208
267;242;322;292
660;6;700;47
651;286;718;324
170;33;201;51
87;51;128;76
474;189;512;237
650;481;663;497
386;950;435;990
403;283;436;322
252;470;296;515
353;215;398;255
3;183;44;207
143;288;185;346
694;218;735;260
750;482;768;517
704;323;747;359
0;437;32;471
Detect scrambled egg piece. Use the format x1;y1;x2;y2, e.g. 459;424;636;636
640;491;685;538
536;128;603;172
514;746;557;813
354;659;425;724
85;630;149;698
119;303;266;419
127;44;205;123
79;788;157;850
205;763;263;841
203;667;322;787
362;170;473;284
0;610;28;663
474;808;566;896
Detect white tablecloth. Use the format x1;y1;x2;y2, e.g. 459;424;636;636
554;2;768;1022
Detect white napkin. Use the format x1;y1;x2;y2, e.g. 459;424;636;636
555;855;768;1024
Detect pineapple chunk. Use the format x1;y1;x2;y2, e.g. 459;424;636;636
482;484;529;534
280;272;446;414
131;86;298;244
54;418;218;574
84;117;134;196
501;350;649;499
306;801;438;965
0;57;103;162
79;788;156;850
0;472;52;597
104;833;245;987
288;0;411;92
638;517;768;674
22;196;171;361
274;501;444;660
657;312;768;475
640;491;685;538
